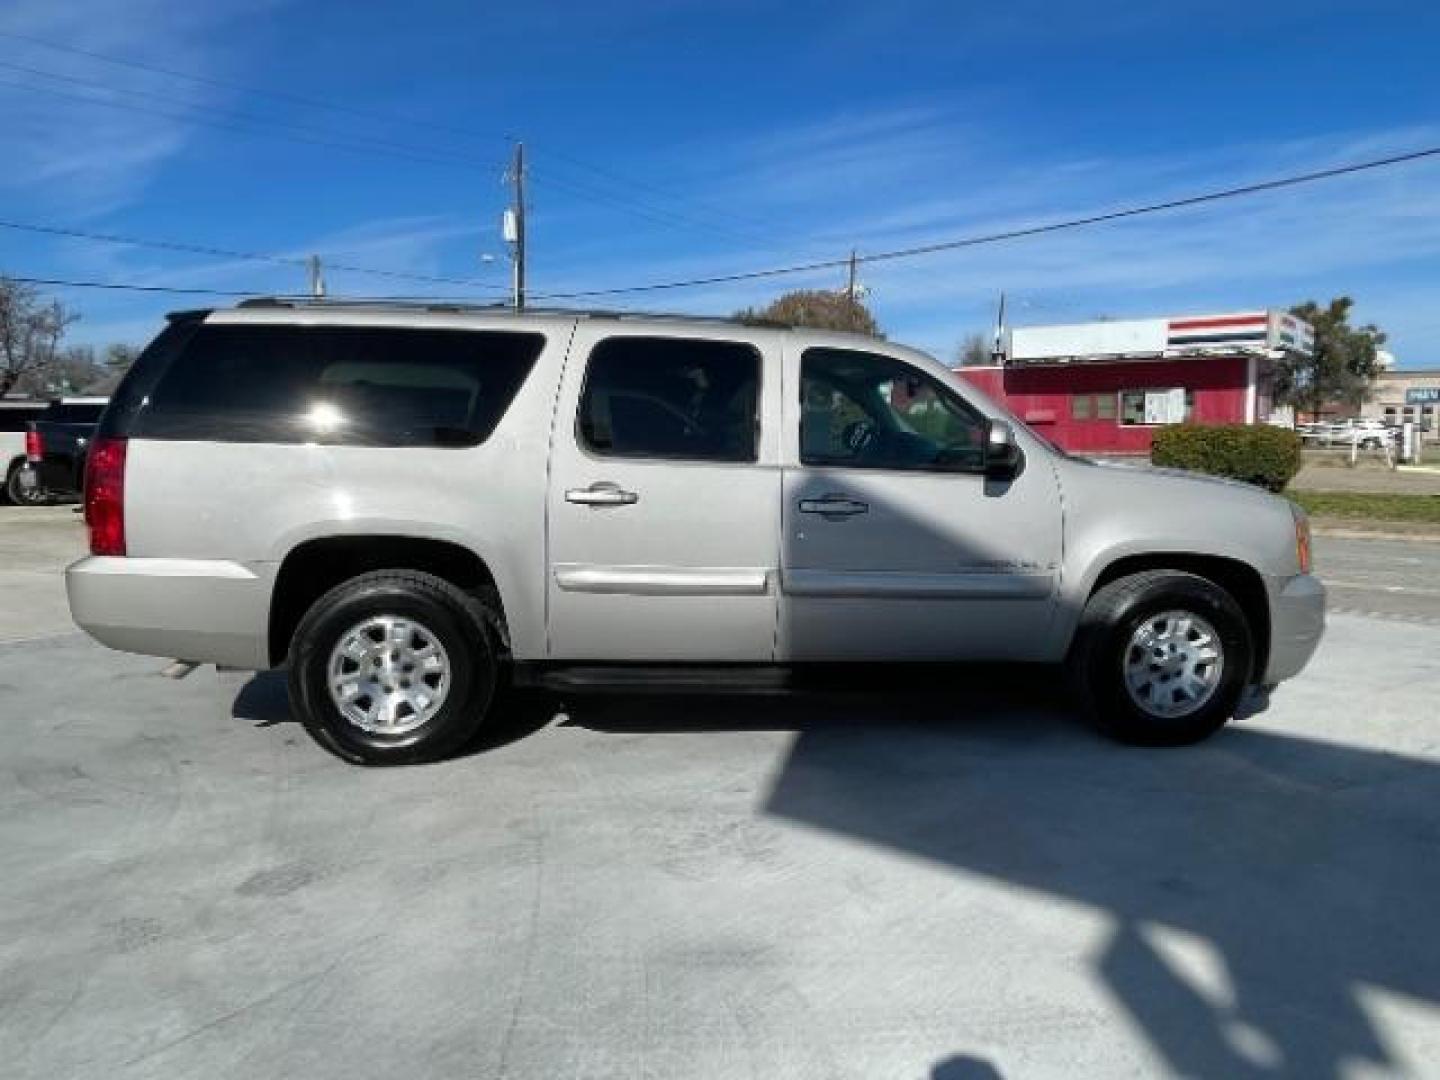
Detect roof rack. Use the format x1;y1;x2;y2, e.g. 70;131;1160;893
231;296;794;330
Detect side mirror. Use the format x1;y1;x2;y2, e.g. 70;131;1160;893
983;419;1022;479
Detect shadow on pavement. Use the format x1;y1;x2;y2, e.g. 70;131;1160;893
931;1053;1005;1078
763;709;1438;1077
567;682;1438;1078
234;662;1437;1076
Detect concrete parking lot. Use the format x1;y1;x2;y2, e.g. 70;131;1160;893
2;507;1438;1078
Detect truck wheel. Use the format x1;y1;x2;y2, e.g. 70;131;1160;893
287;570;499;766
1070;570;1252;746
5;463;49;506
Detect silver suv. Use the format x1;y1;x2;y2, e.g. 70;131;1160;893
67;300;1325;765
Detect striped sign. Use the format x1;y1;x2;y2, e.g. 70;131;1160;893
1275;313;1315;355
1167;312;1270;349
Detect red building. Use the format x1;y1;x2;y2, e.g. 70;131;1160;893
955;310;1313;455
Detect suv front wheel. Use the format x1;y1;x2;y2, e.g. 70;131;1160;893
1070;570;1253;746
288;570;499;765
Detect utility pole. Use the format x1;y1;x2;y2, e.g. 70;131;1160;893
992;291;1007;364
506;141;527;310
846;249;858;302
307;255;326;298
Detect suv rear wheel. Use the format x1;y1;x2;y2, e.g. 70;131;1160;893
288;570;498;765
1071;570;1253;746
5;462;49;506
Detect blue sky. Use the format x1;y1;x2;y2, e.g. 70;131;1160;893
2;0;1438;366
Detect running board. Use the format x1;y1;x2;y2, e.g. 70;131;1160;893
517;664;794;696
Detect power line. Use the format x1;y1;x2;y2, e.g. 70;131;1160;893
0;218;303;267
0;58;521;171
9;144;1437;305
529;144;1440;300
0;30;788;243
3;275;263;296
0;218;510;293
0;28;513;146
0;73;491;171
1;275;508;303
1;71;781;249
530;146;782;239
528;168;774;246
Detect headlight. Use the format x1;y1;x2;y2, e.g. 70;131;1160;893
1291;503;1313;574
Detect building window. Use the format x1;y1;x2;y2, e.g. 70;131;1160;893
1096;393;1117;420
1071;394;1092;420
1120;387;1189;426
1385;407;1397;418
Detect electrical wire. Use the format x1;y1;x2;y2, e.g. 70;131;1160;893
1;72;781;248
0;31;787;243
0;218;510;293
1;275;508;303
7;144;1437;304
2;276;264;296
528;144;1440;300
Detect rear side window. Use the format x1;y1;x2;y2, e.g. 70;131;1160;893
117;323;543;447
578;336;760;462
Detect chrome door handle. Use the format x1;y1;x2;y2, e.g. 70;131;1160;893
566;482;639;507
798;494;869;517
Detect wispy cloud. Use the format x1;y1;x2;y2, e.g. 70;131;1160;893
533;112;1440;361
0;0;278;216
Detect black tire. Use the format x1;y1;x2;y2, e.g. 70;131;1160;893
287;570;499;766
1070;570;1253;746
5;462;50;507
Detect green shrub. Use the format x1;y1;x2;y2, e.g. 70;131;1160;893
1150;424;1303;493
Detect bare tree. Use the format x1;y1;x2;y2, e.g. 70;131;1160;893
48;345;106;394
0;278;79;396
955;332;993;366
104;342;141;371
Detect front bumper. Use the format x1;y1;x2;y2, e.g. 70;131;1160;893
1262;573;1326;684
66;556;274;669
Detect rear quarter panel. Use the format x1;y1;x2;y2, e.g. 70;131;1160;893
123;317;575;660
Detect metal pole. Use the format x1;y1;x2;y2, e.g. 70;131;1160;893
992;291;1007;364
846;249;857;302
511;141;526;310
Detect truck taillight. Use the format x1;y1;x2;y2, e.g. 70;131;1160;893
1292;503;1313;575
85;437;127;556
24;428;42;461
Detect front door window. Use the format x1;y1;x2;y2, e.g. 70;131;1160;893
800;348;985;471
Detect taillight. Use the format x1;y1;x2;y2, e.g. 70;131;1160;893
1292;504;1313;575
85;437;127;556
24;428;42;461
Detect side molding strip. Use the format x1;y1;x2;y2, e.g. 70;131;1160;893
554;564;771;596
782;569;1053;600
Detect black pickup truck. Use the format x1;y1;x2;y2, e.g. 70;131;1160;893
7;397;108;506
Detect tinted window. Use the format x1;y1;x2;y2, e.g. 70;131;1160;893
43;402;106;424
579;336;760;462
123;323;543;446
801;348;986;471
0;404;48;432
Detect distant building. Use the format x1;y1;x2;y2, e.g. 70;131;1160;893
956;310;1313;455
1358;367;1440;438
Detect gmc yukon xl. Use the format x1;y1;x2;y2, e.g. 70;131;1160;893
67;300;1325;765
